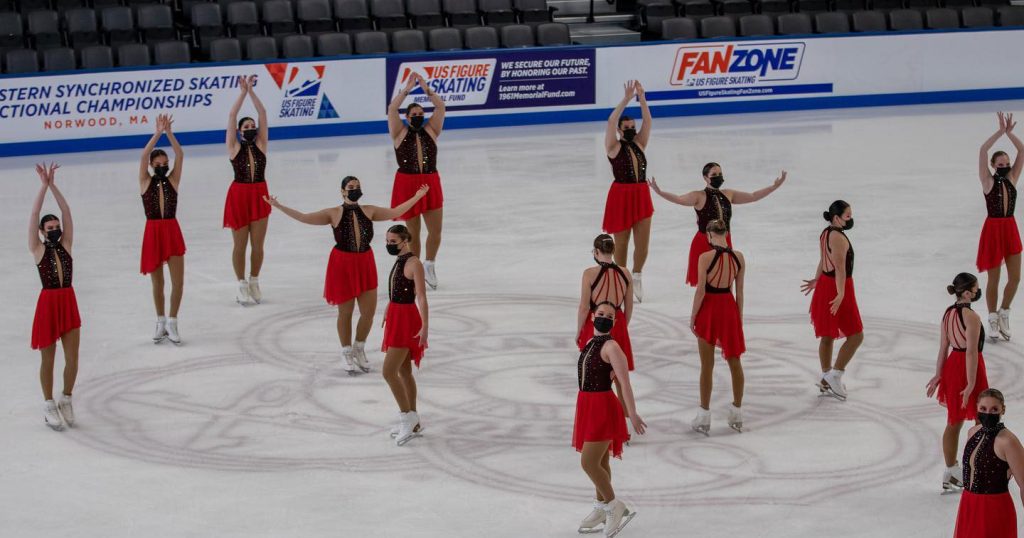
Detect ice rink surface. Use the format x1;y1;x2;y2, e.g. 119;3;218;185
2;101;1024;537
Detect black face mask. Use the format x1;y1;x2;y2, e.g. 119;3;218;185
346;189;363;203
153;165;169;178
622;128;637;142
409;116;425;130
242;129;258;142
593;316;614;334
45;229;62;243
977;412;1001;429
971;289;982;302
842;218;854;231
386;243;402;256
996;166;1012;178
709;175;724;189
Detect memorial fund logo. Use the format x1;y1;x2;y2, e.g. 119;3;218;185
670;43;805;87
392;59;497;107
265;63;338;120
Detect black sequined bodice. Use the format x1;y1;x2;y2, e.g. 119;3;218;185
395;129;437;174
705;246;741;293
821;227;854;278
945;303;985;353
231;142;267;183
695;188;732;232
141;176;178;220
333;204;373;253
37;241;72;289
608;141;647;184
963;424;1010;494
578;334;613;392
389;253;416;304
985;175;1016;218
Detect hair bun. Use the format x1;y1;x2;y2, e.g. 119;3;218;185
822;211;831;221
947;285;957;295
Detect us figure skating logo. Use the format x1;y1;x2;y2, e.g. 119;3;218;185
265;63;339;120
670;43;805;88
391;59;497;108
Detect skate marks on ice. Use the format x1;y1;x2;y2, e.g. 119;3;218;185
69;294;1024;506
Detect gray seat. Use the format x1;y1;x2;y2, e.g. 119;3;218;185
0;13;25;53
28;10;62;50
353;30;389;53
137;4;176;42
662;17;698;39
464;25;499;48
209;37;242;60
297;0;336;33
43;47;75;71
925;7;959;28
535;22;569;45
480;0;516;26
756;0;789;16
117;43;151;66
19;0;50;16
154;40;190;64
638;0;674;36
428;27;462;49
944;0;974;8
191;3;225;52
515;0;556;25
872;0;903;11
443;0;481;28
227;2;262;40
814;12;849;33
777;12;812;34
720;0;752;16
102;6;137;47
65;8;101;50
282;34;315;57
246;35;279;58
5;49;38;73
262;0;298;36
739;14;773;36
997;5;1024;26
80;44;113;68
851;10;886;31
391;28;426;51
796;0;828;14
833;0;865;11
499;23;534;47
700;16;736;37
678;0;714;18
889;8;924;30
961;7;994;27
316;31;353;54
907;0;939;10
333;0;373;31
408;0;445;29
370;0;409;30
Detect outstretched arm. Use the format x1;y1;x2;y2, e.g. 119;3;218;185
388;76;417;143
247;75;269;151
48;165;72;248
649;177;702;207
263;195;334;225
418;74;445;136
980;112;1006;184
165;116;184;187
226;76;249;155
140;116;163;182
28;164;48;254
365;184;429;221
635;82;652;149
605;82;635;156
728;170;787;205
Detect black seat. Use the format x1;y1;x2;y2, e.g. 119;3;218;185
960;6;993;26
117;42;150;65
871;0;902;11
757;0;790;16
832;0;865;12
28;10;62;50
535;21;568;44
720;0;753;17
136;4;175;42
153;39;189;63
851;10;885;30
407;0;445;29
369;0;409;30
980;0;1011;6
191;3;225;52
297;0;336;33
925;7;959;28
738;13;773;35
639;0;677;36
480;0;516;26
0;12;25;54
700;15;735;36
92;0;122;10
333;0;373;31
353;29;388;52
5;48;39;73
102;6;137;47
19;0;51;16
499;23;533;46
54;0;87;14
209;36;242;59
316;31;352;54
282;33;314;56
226;1;262;41
79;44;113;67
777;12;812;33
42;46;75;70
889;8;924;29
464;24;498;47
262;0;297;37
662;16;698;38
514;0;555;24
996;5;1024;25
64;8;100;51
246;35;278;58
944;0;974;8
427;26;462;49
814;11;849;32
391;28;425;50
906;0;939;10
678;0;714;18
795;0;827;14
443;0;480;28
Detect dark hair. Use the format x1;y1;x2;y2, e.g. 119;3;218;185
405;103;424;115
823;200;850;222
947;272;979;297
594;301;616;314
387;224;411;242
593;234;615;255
39;214;59;230
991;151;1009;165
341;176;359;190
708;219;728;236
702;162;721;178
979;388;1005;406
238;116;256;130
149;149;167;164
618;115;633;129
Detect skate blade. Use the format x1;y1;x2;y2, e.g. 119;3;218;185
153;337;166;344
577;525;604;534
817;391;847;402
45;422;65;432
729;423;743;433
390;426;424;439
359;366;370;373
941;486;963;495
606;511;636;538
169;340;182;346
395;432;423;446
691;427;710;437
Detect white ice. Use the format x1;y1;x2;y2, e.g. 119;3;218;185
2;101;1023;537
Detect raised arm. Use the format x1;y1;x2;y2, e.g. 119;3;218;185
604;342;646;435
140;115;164;182
690;252;710;329
263;195;335;226
925;323;950;398
735;252;745;320
47;164;72;249
226;76;249;155
577;271;592;338
365;184;429;221
827;233;848;315
728;170;787;205
418;74;445;136
1004;114;1024;183
605;82;635;156
247;75;269;152
412;258;429;348
979;112;1006;184
961;314;981;409
28;164;49;254
649;177;703;207
388;76;417;142
635;82;652;149
165;116;184;188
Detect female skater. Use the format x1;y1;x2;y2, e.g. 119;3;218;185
574;303;646;537
577;234;634;372
388;72;445;289
690;219;746;436
382;225;429;446
926;273;989;493
976;112;1024;341
649;165;785;287
28;162;80;431
954;388;1024;537
801;200;863;401
603;81;653;302
264;179;428;374
225;75;271;305
138;114;186;345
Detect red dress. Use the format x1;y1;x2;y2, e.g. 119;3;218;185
576;262;634;370
602;140;654;234
955;424;1018;538
935;303;989;424
223;141;271;230
324;204;378;305
31;241;81;350
140;175;186;274
976;174;1022;272
692;246;745;359
381;252;426;366
809;227;863;339
573;334;630;459
687;188;732;287
391;129;443;221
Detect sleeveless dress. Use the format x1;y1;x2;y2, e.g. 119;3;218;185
935;303;989;425
140;174;186;274
391;128;444;221
223;141;272;230
324;204;378;305
686;188;733;287
381;252;426;366
32;240;81;350
693;246;746;359
809;226;863;339
576;262;634;370
602;139;654;234
976;173;1022;272
572;334;631;459
954;424;1017;538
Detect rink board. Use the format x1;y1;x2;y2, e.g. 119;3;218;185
0;28;1022;157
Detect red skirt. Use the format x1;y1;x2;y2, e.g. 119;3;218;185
223;181;271;230
937;350;989;425
955;491;1017;538
686;231;732;287
381;302;426;367
602;182;654;234
573;390;630;459
577;308;634;371
977;217;1023;272
693;291;746;359
140;218;186;274
324;248;378;305
809;274;863;339
391;171;444;221
31;287;81;350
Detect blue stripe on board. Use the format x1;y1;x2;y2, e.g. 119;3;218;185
647;84;835;101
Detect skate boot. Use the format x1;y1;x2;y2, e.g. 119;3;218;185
632;272;643;304
395;411;422;446
153;316;167;343
44;400;64;431
57;394;74;427
578;501;607;534
166;317;181;345
423;260;438;290
602;499;636;538
691;408;711;437
341;346;359;376
821;369;847;401
390;414;423;438
999;309;1011;341
942;464;964;494
989;312;1001;341
352;341;370;373
727;404;743;433
236;279;252;305
248;276;262;304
